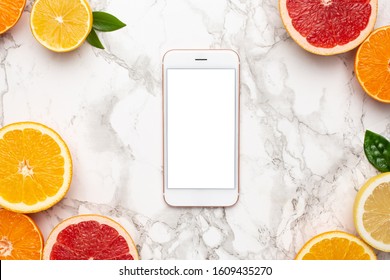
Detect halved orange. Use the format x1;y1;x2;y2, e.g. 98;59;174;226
0;209;44;260
0;122;72;213
0;0;26;34
295;231;376;260
355;26;390;103
30;0;93;52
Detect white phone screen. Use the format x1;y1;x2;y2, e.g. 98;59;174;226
166;68;236;189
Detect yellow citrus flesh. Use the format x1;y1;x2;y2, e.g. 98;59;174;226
30;0;93;52
295;231;376;260
0;209;44;260
355;26;390;103
0;0;26;34
354;172;390;251
0;122;72;213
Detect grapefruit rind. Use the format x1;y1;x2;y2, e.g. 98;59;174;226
295;231;376;260
0;122;72;213
354;173;390;252
355;26;390;104
279;0;378;56
43;214;139;260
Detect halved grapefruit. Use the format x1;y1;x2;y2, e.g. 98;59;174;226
43;215;139;260
279;0;378;55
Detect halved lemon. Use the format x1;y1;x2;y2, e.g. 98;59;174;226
354;172;390;251
0;122;72;213
295;231;376;260
30;0;93;52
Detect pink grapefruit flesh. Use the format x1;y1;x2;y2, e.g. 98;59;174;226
43;215;139;260
279;0;378;55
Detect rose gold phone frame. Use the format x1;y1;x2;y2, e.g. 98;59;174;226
162;49;240;207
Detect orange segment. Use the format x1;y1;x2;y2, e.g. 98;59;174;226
0;122;72;213
0;0;26;34
295;231;376;260
355;26;390;103
0;209;43;260
30;0;93;52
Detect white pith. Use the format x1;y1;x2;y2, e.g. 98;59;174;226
55;16;64;24
0;237;13;257
355;173;390;252
279;0;378;55
18;160;34;177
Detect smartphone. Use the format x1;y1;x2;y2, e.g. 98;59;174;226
162;49;240;207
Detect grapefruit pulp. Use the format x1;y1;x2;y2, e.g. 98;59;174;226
43;215;139;260
279;0;378;55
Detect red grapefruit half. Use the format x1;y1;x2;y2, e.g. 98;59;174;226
279;0;378;55
43;215;139;260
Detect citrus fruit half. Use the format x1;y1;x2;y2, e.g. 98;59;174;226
0;209;44;260
30;0;93;52
0;122;72;213
279;0;378;55
0;0;26;35
295;231;376;260
355;26;390;103
43;215;139;260
354;172;390;251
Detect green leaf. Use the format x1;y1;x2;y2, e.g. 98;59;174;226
86;29;105;49
92;11;126;32
364;130;390;172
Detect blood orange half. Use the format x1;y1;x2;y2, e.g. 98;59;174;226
279;0;378;55
43;215;139;260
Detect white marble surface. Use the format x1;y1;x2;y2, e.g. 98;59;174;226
1;0;390;259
